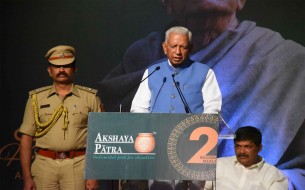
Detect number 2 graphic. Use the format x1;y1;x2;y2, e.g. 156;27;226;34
187;127;218;163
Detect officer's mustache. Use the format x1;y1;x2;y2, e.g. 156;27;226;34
56;72;68;77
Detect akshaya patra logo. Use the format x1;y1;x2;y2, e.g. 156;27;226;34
93;133;156;161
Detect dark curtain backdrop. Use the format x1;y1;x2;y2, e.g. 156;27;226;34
0;0;304;189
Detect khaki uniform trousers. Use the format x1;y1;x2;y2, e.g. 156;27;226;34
31;154;86;190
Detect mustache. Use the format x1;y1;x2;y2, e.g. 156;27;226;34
237;154;249;158
56;72;68;77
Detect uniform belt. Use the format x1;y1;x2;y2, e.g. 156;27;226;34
37;149;86;159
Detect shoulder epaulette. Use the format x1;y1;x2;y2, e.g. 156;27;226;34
29;85;52;96
75;85;97;95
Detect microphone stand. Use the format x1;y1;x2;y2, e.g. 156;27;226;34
151;77;167;111
171;74;192;113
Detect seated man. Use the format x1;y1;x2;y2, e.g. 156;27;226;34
205;126;288;190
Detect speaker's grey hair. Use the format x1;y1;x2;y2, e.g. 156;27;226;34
165;26;192;42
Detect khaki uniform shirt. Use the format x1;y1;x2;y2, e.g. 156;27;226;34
20;84;103;151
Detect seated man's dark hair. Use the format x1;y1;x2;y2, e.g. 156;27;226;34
234;126;262;146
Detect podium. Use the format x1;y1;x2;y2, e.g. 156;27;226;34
85;113;219;181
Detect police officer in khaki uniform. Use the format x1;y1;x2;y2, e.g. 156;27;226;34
20;45;104;190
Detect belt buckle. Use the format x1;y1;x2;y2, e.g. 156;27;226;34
56;152;68;159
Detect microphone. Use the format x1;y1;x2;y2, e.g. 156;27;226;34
151;77;167;111
119;66;161;112
171;74;192;113
139;66;160;83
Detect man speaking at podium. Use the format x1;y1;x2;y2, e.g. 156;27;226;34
130;26;222;189
131;26;222;114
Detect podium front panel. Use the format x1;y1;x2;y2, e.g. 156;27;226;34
85;113;219;181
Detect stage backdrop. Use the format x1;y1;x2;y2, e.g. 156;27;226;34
0;0;304;189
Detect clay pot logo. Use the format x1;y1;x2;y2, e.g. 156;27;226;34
134;133;155;153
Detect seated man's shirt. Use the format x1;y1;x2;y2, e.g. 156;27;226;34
204;156;288;190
